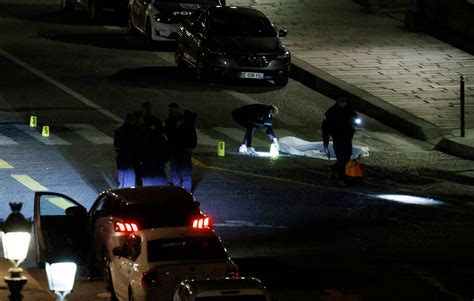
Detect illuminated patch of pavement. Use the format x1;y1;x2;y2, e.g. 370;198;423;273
375;194;444;206
214;220;287;229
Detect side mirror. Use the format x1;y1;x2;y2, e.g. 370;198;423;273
112;246;122;257
278;29;288;37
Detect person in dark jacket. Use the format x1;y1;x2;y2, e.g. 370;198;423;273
138;118;169;186
232;104;279;155
170;109;197;192
114;113;139;188
163;103;183;144
142;101;163;132
322;96;358;186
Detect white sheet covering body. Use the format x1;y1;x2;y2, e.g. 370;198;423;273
278;136;369;160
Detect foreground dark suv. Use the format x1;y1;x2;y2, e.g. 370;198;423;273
175;6;291;86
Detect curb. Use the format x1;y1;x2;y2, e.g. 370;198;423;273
435;137;474;160
290;56;443;142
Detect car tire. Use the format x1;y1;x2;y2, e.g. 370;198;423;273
145;19;155;49
61;0;75;11
127;12;138;35
274;77;288;86
89;0;103;23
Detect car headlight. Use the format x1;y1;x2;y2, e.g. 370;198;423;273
276;49;290;60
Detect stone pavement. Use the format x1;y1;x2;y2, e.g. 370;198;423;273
0;258;53;301
230;0;474;160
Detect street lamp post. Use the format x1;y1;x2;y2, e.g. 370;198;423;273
45;262;77;301
1;203;32;301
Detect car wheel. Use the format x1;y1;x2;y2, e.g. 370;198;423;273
89;0;103;23
145;19;155;49
127;12;138;35
102;253;112;291
274;77;289;86
61;0;75;11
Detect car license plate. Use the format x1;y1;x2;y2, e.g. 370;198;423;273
239;72;264;79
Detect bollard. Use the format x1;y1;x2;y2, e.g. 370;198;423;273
42;126;50;137
460;76;465;138
29;116;37;127
217;141;225;157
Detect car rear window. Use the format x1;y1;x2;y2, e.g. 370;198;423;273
195;296;267;301
147;237;228;262
116;202;200;229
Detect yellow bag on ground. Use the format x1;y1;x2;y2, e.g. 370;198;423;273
346;160;364;177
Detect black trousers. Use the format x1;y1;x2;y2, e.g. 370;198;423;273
332;137;352;181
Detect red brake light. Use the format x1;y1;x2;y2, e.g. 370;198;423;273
192;216;211;229
142;271;160;287
114;222;139;233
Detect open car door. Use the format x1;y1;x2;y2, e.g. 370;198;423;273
34;192;88;267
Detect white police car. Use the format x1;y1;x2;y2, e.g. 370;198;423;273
109;226;239;301
127;0;225;47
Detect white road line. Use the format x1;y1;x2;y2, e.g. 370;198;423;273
103;26;123;31
0;48;123;123
0;134;17;145
66;123;113;144
197;128;220;147
223;90;303;126
154;52;176;66
11;174;48;191
213;127;268;147
15;125;71;145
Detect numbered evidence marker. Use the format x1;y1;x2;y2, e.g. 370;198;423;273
30;116;37;127
217;141;225;157
42;125;50;137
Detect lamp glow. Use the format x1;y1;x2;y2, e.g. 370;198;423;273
46;262;77;301
2;232;30;262
269;142;279;157
376;194;443;206
354;117;362;126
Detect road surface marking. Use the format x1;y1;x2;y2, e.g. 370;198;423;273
11;174;48;191
103;26;123;31
223;90;303;126
0;48;123;123
154;52;176;66
15;125;71;145
0;133;17;145
0;159;14;169
214;220;287;229
66;124;113;144
213;127;267;147
46;197;74;210
197;129;220;147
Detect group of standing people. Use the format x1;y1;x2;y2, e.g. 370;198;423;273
113;102;197;191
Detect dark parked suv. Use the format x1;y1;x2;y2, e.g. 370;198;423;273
175;6;291;86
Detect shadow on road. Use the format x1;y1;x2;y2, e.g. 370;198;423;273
41;31;177;52
110;66;285;93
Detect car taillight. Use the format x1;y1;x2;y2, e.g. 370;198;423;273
226;264;240;277
114;222;138;233
142;271;160;287
192;216;211;229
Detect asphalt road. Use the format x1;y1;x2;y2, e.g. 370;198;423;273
1;1;474;300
